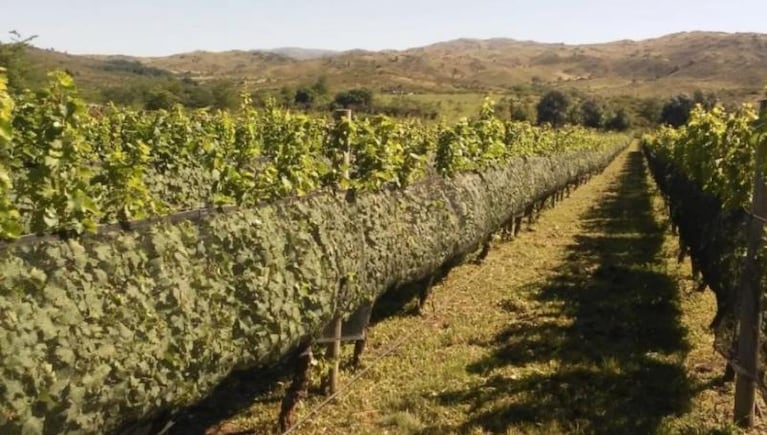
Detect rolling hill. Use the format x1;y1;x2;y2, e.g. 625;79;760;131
21;31;767;102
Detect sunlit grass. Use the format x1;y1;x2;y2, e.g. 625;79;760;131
177;147;759;434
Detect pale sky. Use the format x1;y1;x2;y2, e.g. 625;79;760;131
2;0;766;56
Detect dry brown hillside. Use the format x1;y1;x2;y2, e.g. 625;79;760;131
25;31;767;100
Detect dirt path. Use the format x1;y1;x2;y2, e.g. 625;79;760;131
190;147;746;434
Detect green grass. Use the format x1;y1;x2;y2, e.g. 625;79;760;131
376;92;493;123
172;147;764;434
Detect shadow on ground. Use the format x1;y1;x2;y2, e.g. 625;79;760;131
422;151;699;434
166;361;291;435
167;271;441;434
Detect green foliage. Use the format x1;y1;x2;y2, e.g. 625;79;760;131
323;113;355;189
12;71;100;235
334;88;374;110
293;87;315;108
2;73;626;237
311;76;329;96
436;100;506;176
253;104;324;200
99;59;171;78
0;73;628;433
144;88;179;110
606;108;631;131
0;71;20;239
0;144;623;434
289;77;330;110
93;137;160;222
208;80;240;110
638;97;663;125
510;101;534;122
536;90;571;128
659;95;694;127
580;99;605;129
98;77;241;111
435;100;502;175
183;81;215;108
346;116;433;190
371;96;439;120
0;31;40;93
99;85;145;107
643;103;759;209
659;92;717;128
437;99;625;176
644;99;767;414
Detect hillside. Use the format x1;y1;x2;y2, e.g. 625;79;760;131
21;31;767;101
266;47;340;60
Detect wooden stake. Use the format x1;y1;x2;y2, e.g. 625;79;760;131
326;315;342;395
734;98;767;427
279;341;313;432
351;335;366;369
325;109;352;396
514;215;523;237
475;235;492;264
526;205;534;226
418;275;436;315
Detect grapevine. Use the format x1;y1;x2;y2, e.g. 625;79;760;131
0;70;20;239
643;103;760;209
0;71;627;239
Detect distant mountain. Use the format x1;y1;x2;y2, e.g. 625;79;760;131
22;31;767;101
265;47;340;60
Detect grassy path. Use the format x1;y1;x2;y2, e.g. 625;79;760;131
197;148;748;434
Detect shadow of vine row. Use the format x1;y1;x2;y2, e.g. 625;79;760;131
422;151;699;434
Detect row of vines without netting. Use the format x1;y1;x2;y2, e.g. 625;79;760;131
642;98;767;428
0;70;627;434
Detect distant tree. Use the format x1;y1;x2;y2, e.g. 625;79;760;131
334;88;374;110
209;80;239;110
161;78;184;98
249;89;273;108
294;87;315;108
144;89;179;110
279;86;294;106
692;89;718;110
567;104;582;126
606;109;631;131
493;97;511;119
536;90;570;127
659;91;718;127
184;84;215;108
510;102;533;122
101;85;146;107
638;97;663;125
311;76;328;96
0;30;40;92
100;59;170;77
579;99;605;129
375;96;439;119
659;95;694;127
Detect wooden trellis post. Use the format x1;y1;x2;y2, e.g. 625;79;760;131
734;98;767;427
278;341;313;432
325;109;353;395
325;315;342;395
